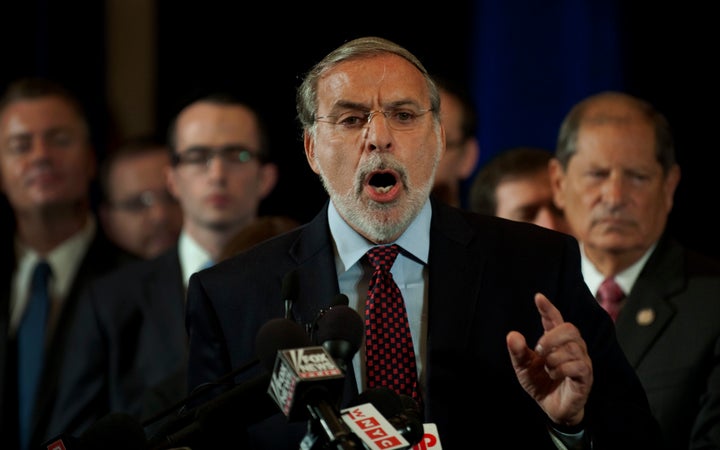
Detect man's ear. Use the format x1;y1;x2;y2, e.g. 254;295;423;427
304;131;321;175
548;158;565;208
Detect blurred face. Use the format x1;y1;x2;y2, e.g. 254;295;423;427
167;102;277;238
101;149;183;259
550;106;679;265
305;54;444;244
495;169;571;233
0;96;95;217
432;88;478;206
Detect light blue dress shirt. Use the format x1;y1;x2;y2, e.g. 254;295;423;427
328;199;431;392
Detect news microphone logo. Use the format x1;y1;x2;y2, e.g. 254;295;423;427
342;403;409;450
45;439;68;450
267;346;344;421
412;424;443;450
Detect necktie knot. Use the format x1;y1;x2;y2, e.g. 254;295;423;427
31;260;52;291
597;277;625;321
366;244;400;273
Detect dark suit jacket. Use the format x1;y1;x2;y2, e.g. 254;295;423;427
45;247;188;440
614;235;720;449
185;199;662;449
0;227;138;450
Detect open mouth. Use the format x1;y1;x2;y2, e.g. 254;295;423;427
368;171;398;193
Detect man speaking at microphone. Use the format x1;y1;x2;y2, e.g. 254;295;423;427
185;36;662;449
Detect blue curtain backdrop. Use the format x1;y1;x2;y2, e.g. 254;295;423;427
469;0;625;170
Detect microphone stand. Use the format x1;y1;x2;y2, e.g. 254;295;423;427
141;358;260;429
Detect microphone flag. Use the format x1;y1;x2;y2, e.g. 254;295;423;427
267;346;344;422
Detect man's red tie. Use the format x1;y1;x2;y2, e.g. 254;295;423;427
597;277;625;321
364;244;421;404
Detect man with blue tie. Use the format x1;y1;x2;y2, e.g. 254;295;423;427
0;77;138;450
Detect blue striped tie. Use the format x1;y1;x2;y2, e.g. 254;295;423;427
18;260;52;450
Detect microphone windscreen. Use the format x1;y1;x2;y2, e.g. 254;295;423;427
354;388;424;447
255;318;312;370
315;305;364;353
398;393;422;416
80;412;146;450
355;387;403;417
331;293;349;306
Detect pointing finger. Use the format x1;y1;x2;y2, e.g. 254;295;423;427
535;293;564;333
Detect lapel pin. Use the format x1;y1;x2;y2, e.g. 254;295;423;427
636;308;655;326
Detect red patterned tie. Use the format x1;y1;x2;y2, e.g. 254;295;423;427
364;244;420;403
597;277;625;321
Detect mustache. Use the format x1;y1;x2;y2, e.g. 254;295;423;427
591;209;635;224
354;153;408;194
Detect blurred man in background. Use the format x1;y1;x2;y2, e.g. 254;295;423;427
549;90;720;449
0;77;137;450
430;77;479;208
47;93;279;439
98;134;183;259
470;146;570;233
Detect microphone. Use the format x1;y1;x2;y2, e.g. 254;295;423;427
266;344;345;422
330;293;350;307
256;316;313;369
306;292;350;339
351;387;424;447
282;269;299;320
269;296;364;420
313;301;364;373
267;304;367;450
146;318;312;450
143;278;307;430
268;344;364;450
146;373;277;450
140;358;260;429
43;413;147;450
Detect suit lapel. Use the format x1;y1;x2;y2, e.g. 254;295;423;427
143;249;187;350
285;203;358;401
615;238;683;366
289;203;340;326
427;201;487;361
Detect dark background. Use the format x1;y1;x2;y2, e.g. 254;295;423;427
3;1;718;259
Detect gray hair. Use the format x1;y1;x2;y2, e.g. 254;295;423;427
555;91;676;173
295;36;441;137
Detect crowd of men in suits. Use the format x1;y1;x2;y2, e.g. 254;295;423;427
1;36;718;449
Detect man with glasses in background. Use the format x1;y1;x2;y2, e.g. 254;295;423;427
46;93;279;440
98;134;183;260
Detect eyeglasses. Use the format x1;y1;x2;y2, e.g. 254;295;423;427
111;189;178;213
172;145;258;168
315;107;434;132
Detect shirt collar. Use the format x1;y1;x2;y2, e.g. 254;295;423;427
328;199;431;271
12;214;96;333
16;214;96;297
580;242;656;296
178;230;213;287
